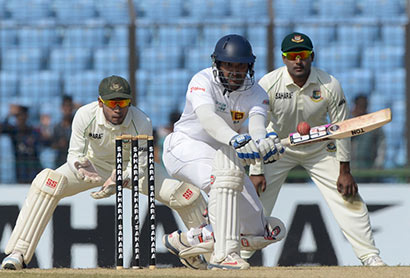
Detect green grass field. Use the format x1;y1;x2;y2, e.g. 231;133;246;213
0;266;409;278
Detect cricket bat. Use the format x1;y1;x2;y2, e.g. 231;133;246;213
280;108;392;147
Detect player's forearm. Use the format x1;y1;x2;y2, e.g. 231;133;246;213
339;161;351;174
195;104;237;145
248;113;267;141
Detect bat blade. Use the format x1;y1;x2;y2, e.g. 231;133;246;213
281;108;392;147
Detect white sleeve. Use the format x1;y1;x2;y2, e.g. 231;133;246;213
248;113;266;141
195;104;238;145
67;108;89;174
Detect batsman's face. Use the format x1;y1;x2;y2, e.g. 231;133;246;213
98;98;130;125
219;61;248;91
282;51;314;81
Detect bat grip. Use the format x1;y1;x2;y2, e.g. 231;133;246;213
280;138;291;147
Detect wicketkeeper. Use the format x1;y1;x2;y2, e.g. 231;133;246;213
1;76;209;270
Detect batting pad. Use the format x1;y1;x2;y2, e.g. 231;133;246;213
5;169;67;263
208;146;244;262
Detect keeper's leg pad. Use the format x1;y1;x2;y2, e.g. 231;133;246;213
5;169;67;264
158;178;207;229
208;145;244;262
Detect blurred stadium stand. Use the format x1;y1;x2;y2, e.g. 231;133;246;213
0;0;408;182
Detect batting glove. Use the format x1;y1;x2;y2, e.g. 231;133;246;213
229;134;260;165
90;169;131;199
256;132;285;164
73;158;102;183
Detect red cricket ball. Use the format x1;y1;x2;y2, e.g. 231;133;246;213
297;121;311;135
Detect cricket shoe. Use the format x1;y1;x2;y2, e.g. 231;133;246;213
208;252;250;270
362;255;387;266
162;230;208;270
1;252;25;270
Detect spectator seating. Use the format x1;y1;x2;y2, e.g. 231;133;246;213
0;135;16;183
139;46;183;72
94;0;131;24
50;47;92;73
333;69;373;105
63;71;107;104
337;22;379;48
20;71;61;104
274;0;314;19
61;20;108;49
187;0;230;18
108;24;153;48
52;0;96;24
374;68;405;102
94;47;129;73
140;0;183;21
0;72;18;101
17;21;60;50
362;46;404;71
316;0;357;18
359;0;404;18
381;25;405;46
292;25;336;48
230;0;269;18
201;23;246;47
5;0;51;23
2;48;43;73
185;45;214;74
153;25;199;48
315;45;359;74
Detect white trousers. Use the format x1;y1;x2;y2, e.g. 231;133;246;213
261;146;380;261
162;132;266;236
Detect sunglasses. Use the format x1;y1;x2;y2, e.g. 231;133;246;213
282;50;312;61
99;97;131;108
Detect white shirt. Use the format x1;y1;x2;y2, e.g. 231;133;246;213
174;67;269;149
67;101;152;175
259;66;351;161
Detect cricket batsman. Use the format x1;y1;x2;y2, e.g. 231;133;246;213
161;34;287;270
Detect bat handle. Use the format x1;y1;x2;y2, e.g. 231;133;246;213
280;138;291;147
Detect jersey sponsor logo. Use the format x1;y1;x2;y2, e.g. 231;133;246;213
89;133;103;139
215;100;227;112
231;111;245;123
46;178;58;189
190;86;205;93
310;90;323;102
262;99;269;105
275;92;293;99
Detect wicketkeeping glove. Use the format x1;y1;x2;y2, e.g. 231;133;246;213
229;133;260;165
73;158;102;183
90;169;131;199
256;132;285;164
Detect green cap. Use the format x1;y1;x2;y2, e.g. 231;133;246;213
281;32;313;52
98;75;131;100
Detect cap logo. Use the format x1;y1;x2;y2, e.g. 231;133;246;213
110;82;123;92
291;35;304;43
